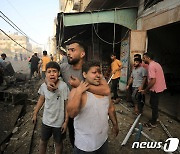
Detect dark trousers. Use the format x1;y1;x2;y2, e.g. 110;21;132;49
149;91;160;124
111;77;120;100
68;117;75;147
126;85;133;103
74;140;108;154
132;87;145;113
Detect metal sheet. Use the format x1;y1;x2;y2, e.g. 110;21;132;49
62;8;137;30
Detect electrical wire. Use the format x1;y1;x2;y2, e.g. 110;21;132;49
90;0;153;45
5;0;44;44
0;28;32;53
0;11;44;45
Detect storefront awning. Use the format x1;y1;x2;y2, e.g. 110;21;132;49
56;8;137;46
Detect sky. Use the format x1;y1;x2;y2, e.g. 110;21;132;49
0;0;59;50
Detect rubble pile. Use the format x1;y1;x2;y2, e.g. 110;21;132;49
0;78;179;154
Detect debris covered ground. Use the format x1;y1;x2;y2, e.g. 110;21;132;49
0;77;180;154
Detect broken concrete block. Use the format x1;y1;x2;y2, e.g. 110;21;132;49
22;131;28;137
12;127;18;134
10;138;18;141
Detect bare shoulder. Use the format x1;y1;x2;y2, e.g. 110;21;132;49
81;92;87;108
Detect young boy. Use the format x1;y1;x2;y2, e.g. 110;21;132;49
33;61;69;154
126;58;147;114
67;60;119;153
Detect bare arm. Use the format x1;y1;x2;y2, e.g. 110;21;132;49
88;78;110;96
61;100;69;133
139;76;147;91
108;97;119;137
145;78;156;91
126;77;133;89
67;81;89;118
32;95;45;123
141;78;156;94
64;100;69;124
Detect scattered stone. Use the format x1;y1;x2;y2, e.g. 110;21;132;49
12;127;19;134
22;131;28;137
10;138;19;141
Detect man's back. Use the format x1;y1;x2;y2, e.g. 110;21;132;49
30;56;40;69
42;56;51;71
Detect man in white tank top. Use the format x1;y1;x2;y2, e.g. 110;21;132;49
67;60;119;154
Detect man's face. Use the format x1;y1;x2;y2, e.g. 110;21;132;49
134;61;140;67
45;68;59;83
1;56;6;60
143;55;149;64
67;43;85;65
111;55;115;61
83;66;101;86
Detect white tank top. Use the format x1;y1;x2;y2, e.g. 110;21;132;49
74;91;109;152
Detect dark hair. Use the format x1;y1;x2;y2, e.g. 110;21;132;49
82;60;100;73
43;50;47;55
66;40;88;53
134;54;141;59
134;58;142;63
34;53;37;56
46;61;60;72
1;53;6;57
143;52;154;60
111;53;116;57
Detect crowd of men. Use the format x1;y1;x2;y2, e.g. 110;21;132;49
1;39;167;154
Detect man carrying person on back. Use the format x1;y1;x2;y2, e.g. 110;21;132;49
47;40;110;147
67;60;119;153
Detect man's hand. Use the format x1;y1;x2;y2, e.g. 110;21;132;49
47;82;57;91
69;76;81;88
76;81;89;94
112;70;117;74
61;121;68;134
112;125;119;137
140;89;147;95
32;114;37;124
138;86;143;91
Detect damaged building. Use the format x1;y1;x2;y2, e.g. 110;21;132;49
56;0;180;120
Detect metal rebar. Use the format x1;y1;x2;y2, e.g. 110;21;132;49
159;120;180;153
119;103;131;112
121;114;142;146
134;128;173;154
107;74;114;84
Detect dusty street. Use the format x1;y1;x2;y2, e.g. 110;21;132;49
0;77;180;154
0;61;180;154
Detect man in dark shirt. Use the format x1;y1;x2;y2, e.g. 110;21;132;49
29;53;40;78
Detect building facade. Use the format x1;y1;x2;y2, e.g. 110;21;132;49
0;32;32;59
58;0;180;120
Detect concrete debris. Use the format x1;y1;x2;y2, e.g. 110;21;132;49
10;138;19;141
12;127;19;134
121;114;142;146
22;131;28;138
